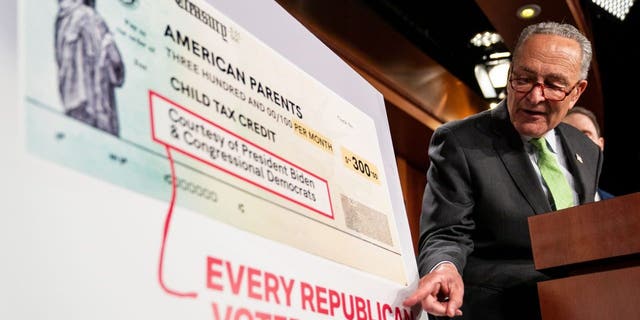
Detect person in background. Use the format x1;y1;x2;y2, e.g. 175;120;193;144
562;106;614;200
403;21;602;320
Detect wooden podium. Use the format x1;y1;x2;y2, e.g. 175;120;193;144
528;192;640;320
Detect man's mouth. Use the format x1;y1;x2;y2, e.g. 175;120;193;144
522;109;546;116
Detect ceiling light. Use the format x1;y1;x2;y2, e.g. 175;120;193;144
489;52;511;59
470;32;510;101
474;58;511;100
517;4;542;19
487;59;510;88
475;64;497;98
592;0;635;20
470;32;503;47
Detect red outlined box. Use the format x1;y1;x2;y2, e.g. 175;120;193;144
149;90;334;218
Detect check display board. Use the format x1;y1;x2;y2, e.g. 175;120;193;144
3;0;424;319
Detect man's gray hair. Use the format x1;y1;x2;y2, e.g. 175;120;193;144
514;21;592;80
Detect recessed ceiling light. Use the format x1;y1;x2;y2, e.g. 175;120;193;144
517;4;542;19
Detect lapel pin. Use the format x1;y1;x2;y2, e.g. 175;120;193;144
576;153;583;163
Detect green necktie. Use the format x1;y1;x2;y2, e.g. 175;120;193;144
530;137;574;210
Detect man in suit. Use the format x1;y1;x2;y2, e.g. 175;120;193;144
562;106;614;200
403;22;602;319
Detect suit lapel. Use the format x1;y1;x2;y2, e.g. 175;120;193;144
556;124;589;204
490;103;552;213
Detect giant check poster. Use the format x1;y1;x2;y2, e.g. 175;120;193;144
12;0;422;319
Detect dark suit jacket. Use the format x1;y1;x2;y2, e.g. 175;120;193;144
417;102;602;320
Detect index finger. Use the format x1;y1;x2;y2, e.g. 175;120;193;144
403;278;441;307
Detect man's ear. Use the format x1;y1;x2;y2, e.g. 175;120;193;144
598;137;605;151
572;80;589;103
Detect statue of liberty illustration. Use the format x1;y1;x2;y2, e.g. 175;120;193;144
55;0;125;136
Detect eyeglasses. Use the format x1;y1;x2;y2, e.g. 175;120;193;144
509;76;581;102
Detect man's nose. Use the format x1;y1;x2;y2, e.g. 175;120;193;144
527;83;547;102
